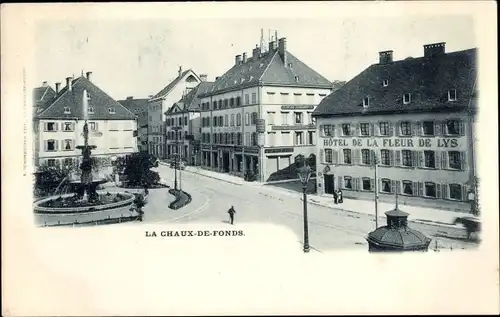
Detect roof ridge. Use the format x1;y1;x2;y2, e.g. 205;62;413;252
36;77;84;118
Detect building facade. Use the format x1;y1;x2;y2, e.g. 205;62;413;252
147;67;201;159
199;36;333;182
313;43;477;211
118;96;150;152
165;80;213;165
34;72;138;169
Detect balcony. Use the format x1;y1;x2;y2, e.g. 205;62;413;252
271;124;316;131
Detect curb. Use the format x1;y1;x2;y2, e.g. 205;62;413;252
184;168;244;186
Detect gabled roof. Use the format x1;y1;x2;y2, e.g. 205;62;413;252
33;85;56;115
118;98;149;114
150;69;200;101
313;48;477;117
202;49;331;96
37;76;137;120
165;81;214;115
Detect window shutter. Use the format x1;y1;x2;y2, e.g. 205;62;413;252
43;122;47;131
357;177;362;191
389;122;394;136
338;176;343;190
412;182;418;196
418;182;424;196
411;150;418;168
416;122;422;136
460;151;467;170
339;150;344;164
459;120;465;136
332;150;338;164
319;125;324;137
391;180;396;193
370;178;374;191
441;183;449;199
73;139;76;150
395;150;401;166
356;123;361;136
434;122;441;136
412;122;418;136
394;180;400;194
441;151;448;169
370;150;375;165
354;149;361;165
54;140;59;151
396;121;401;136
461;185;468;202
418;151;424;168
44;140;48;151
378;178;382;193
331;125;335;137
370;123;375;136
441;121;447;136
338;125;343;136
319;150;324;163
436;184;442;198
389;150;395;166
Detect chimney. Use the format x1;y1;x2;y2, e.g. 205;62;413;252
199;74;208;82
86;71;92;81
252;44;260;59
242;52;247;63
178;66;183;78
55;82;61;94
215;76;220;81
66;77;73;91
127;96;133;100
379;50;393;64
278;37;287;66
235;55;242;65
268;41;277;52
424;42;446;58
42;81;48;87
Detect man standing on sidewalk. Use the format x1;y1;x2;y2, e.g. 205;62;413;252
228;206;236;225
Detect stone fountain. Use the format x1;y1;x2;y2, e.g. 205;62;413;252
33;90;138;226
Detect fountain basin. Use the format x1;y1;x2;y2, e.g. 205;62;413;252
33;191;136;214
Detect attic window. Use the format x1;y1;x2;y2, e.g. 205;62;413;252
382;80;389;87
363;97;370;107
88;107;94;114
288;63;293;68
240;78;245;83
448;89;457;101
294;76;299;82
108;107;116;114
249;76;254;81
259;63;264;68
403;93;411;104
63;107;71;114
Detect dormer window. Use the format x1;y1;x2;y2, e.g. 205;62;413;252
363;97;370;107
249;76;254;81
294;76;299;82
448;89;457;101
108;107;116;114
63;107;71;114
88;107;94;114
382;80;389;87
288;63;293;68
403;93;411;104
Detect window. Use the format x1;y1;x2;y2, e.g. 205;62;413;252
402;150;412;167
322;125;332;136
448;89;457;101
448;151;461;169
381;179;391;193
184;117;187;125
325;149;333;163
108;107;116;114
403;93;411;104
281;93;289;104
341;124;351;136
363;97;369;107
382;80;389;87
267;112;275;125
45;122;57;131
245;132;251;146
294;76;299;82
244;94;249;105
237;133;242;145
446;120;460;135
225;114;229;127
224;99;228;108
400;121;411;136
245;113;250;125
360;123;370;136
64;107;71;114
281;112;289;125
380;149;390;165
213;117;217;127
219;116;223;127
63;122;74;131
361;149;371;165
46;139;57;151
422;121;434;136
379;122;389;136
251;112;258;125
88;107;94;114
230;98;234;107
362;178;371;191
344;176;353;189
213;101;217;109
47;159;56;167
267;132;275;145
236;97;241;106
424;151;435;168
449;184;462;200
63;158;74;167
343;149;352;164
251;93;257;104
295;132;303;145
236;113;242;126
231;114;235;126
308;131;314;145
425;182;437;197
252;133;258;146
63;139;73;150
218;100;222;109
402;181;413;195
89;122;98;131
294;112;303;124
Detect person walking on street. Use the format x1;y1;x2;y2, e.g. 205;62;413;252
333;190;338;204
228;206;236;225
338;189;343;204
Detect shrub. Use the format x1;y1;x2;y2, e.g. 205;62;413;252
123;152;161;187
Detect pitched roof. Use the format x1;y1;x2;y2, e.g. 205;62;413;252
313;48;477;117
118;98;149;115
36;76;137;120
166;81;214;115
203;49;332;96
150;69;200;100
33;85;57;115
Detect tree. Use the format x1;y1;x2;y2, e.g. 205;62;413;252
122;152;161;187
34;163;76;196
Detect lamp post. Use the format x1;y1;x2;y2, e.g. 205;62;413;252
172;126;182;191
297;164;312;253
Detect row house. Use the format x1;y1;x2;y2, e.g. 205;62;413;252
313;43;478;211
118;96;150;152
164;79;213;165
198;36;333;182
148;67;202;159
34;72;138;169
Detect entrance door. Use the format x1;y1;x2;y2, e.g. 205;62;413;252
222;152;230;173
324;174;334;194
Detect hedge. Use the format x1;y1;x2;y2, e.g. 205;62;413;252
168;189;192;210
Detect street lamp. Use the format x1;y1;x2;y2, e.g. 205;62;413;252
297;164;312;253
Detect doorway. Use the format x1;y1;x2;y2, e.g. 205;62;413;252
324;174;334;194
222;152;230;173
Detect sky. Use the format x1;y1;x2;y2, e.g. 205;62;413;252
34;14;476;101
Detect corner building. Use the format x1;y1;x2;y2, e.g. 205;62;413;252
313;43;477;212
199;36;332;182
